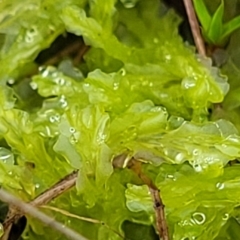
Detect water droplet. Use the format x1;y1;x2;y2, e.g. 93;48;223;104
25;35;33;43
192;212;206;225
216;182;225;190
120;0;138;8
175;152;184;162
163;148;169;156
120;68;126;76
193;163;202;172
7;79;15;85
70;136;78;144
49;114;60;123
56;78;65;85
222;213;229;221
39;66;56;77
182;77;196;89
165;55;172;62
151;106;163;112
59;96;68;108
149;82;153;87
0;148;14;165
8;171;13;175
84;83;90;88
113;82;119;90
35;183;40;189
69;127;75;133
166;174;176;181
30;82;38;90
25;27;38;43
96;133;107;144
193;149;200;156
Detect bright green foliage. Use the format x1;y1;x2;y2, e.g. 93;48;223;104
193;0;240;46
0;0;240;239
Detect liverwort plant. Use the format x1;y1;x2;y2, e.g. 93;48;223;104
0;0;240;239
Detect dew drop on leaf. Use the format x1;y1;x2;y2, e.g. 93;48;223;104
175;152;185;162
59;96;68;108
119;68;126;76
113;82;119;90
193;149;200;156
222;213;229;221
216;182;225;190
120;0;138;8
55;78;65;86
182;77;197;89
30;82;38;90
69;127;76;133
192;212;206;225
7;79;15;85
166;174;176;181
0;147;14;165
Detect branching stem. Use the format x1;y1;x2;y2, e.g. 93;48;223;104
0;188;87;240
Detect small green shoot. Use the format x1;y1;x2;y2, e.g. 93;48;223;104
193;0;240;46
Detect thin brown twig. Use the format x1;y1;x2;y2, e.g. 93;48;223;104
44;41;83;66
183;0;206;56
0;188;88;240
2;169;126;240
127;159;169;240
148;188;169;240
2;170;78;239
73;45;90;65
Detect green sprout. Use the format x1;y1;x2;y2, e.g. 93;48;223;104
193;0;240;46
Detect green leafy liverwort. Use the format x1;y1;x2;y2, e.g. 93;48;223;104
0;0;240;239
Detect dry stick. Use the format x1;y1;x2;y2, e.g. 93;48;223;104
73;45;90;65
128;159;169;240
2;170;78;240
183;0;206;56
0;189;88;240
2;170;125;240
148;188;169;240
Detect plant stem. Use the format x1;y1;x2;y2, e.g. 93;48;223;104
183;0;206;56
0;188;87;240
128;159;170;240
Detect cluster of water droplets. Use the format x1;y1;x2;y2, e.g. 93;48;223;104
25;26;38;43
177;211;206;238
49;113;61;123
59;95;68;108
69;127;80;144
59;119;80;144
